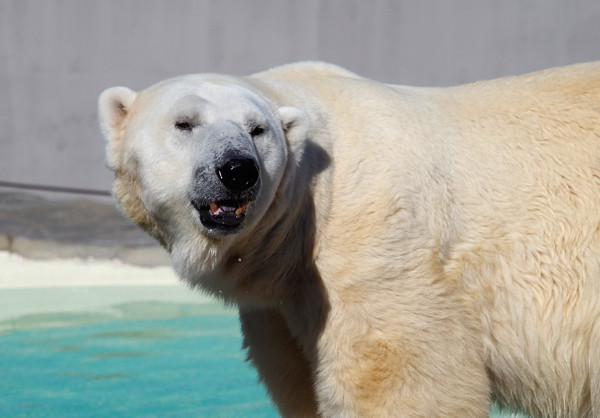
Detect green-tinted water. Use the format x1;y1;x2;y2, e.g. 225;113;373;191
0;287;524;417
0;302;277;417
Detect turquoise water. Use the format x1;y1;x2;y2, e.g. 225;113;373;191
0;301;278;417
0;287;522;418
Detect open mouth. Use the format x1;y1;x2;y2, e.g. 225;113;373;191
192;198;250;232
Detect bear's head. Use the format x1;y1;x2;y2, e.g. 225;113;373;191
98;76;309;280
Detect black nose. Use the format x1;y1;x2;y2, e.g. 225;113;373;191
216;158;259;192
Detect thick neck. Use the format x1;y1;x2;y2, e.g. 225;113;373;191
223;170;330;354
221;167;318;306
220;133;334;306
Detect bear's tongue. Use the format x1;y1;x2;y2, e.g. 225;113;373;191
209;200;248;216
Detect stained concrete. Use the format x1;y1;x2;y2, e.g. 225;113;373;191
0;191;169;266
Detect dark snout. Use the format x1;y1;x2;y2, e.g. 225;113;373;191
189;122;264;235
216;157;260;193
191;149;261;235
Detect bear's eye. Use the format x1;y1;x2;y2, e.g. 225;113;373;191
174;120;194;132
250;125;265;137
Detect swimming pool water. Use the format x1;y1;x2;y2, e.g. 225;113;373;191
0;307;278;417
0;287;523;418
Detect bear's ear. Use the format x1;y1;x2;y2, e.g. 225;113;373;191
98;87;137;170
278;106;310;156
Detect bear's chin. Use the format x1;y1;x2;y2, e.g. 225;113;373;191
169;234;232;287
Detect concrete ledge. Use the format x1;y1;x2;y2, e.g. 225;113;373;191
8;236;169;267
0;191;170;267
0;234;9;252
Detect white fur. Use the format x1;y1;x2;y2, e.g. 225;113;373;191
99;61;600;417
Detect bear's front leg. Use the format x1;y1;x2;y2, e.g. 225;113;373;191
240;308;318;417
313;300;490;417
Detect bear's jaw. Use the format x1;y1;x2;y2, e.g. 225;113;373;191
191;197;250;235
169;236;230;289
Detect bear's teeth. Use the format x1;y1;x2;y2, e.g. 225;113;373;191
209;202;219;214
235;199;250;216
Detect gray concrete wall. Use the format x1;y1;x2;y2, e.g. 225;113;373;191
1;0;599;195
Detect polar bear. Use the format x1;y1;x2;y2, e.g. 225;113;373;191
98;61;600;417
